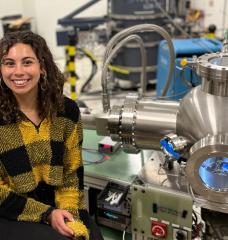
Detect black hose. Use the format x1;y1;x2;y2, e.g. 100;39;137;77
78;48;98;93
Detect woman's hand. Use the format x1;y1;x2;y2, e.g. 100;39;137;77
48;209;75;238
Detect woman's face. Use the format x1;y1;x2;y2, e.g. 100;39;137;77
0;43;42;99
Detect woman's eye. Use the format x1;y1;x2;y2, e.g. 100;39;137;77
2;61;15;67
23;60;33;66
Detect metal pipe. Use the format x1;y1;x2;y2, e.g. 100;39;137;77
101;24;176;112
102;34;147;112
133;98;179;149
81;98;179;150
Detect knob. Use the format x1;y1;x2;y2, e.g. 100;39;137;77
176;230;186;240
151;221;167;238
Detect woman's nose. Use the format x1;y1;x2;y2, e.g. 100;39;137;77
13;64;25;75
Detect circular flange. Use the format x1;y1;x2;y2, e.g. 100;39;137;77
120;93;139;153
197;52;228;82
186;135;228;204
108;105;122;142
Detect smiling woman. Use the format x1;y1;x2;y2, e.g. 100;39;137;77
0;31;104;240
0;31;64;124
1;43;42;124
1;44;41;93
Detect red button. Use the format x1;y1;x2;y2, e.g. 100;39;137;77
151;221;167;238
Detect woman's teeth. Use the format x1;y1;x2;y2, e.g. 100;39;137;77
13;80;28;85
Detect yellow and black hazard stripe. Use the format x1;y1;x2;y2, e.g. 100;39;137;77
65;42;78;100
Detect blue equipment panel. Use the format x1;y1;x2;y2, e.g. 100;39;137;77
156;38;222;99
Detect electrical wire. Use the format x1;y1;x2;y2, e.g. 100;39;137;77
78;48;98;93
158;163;179;177
155;88;190;99
122;229;126;240
121;182;135;240
82;148;106;165
179;66;195;88
121;206;131;240
179;65;201;89
192;208;204;239
161;177;168;186
192;209;198;225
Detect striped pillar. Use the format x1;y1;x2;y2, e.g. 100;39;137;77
65;42;77;100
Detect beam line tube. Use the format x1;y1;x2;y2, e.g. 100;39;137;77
132;99;179;149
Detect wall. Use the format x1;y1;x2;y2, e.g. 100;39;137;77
191;0;228;37
28;0;107;60
0;0;107;59
0;0;23;37
1;0;227;57
21;0;37;32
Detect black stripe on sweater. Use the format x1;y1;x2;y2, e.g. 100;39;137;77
0;192;26;220
57;97;80;123
76;166;84;190
1;146;32;176
50;141;64;166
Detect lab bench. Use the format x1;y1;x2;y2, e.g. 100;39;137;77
83;129;152;240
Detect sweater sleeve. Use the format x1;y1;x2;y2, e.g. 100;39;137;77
54;115;89;239
0;165;54;222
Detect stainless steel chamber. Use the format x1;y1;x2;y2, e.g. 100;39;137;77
81;24;228;213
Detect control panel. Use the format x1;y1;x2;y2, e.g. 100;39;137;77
131;184;193;239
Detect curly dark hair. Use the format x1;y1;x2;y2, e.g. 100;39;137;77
0;30;65;123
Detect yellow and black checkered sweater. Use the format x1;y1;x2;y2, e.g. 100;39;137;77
0;97;88;239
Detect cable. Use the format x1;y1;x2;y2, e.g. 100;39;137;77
179;65;201;89
79;87;127;97
122;229;126;240
120;181;136;240
102;24;175;112
108;65;129;75
82;148;106;165
161;178;168;186
102;33;147;112
156;88;190;99
179;66;194;88
192;209;198;225
192;208;204;239
121;208;131;240
78;48;98;93
158;163;179;177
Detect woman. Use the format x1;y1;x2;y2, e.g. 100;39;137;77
0;31;103;240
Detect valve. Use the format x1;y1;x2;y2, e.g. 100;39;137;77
160;133;189;161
